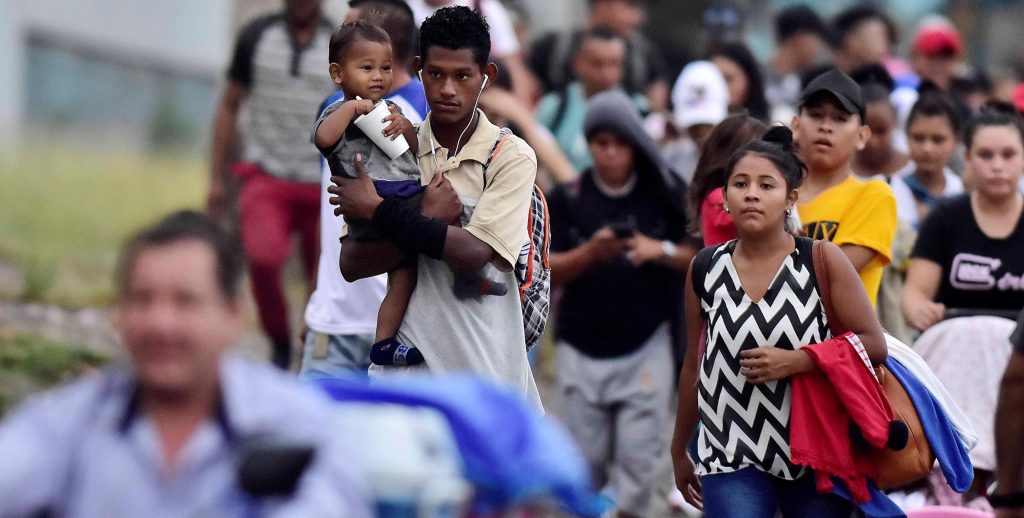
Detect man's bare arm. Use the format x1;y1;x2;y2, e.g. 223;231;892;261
207;81;248;218
334;157;467;280
996;354;1024;496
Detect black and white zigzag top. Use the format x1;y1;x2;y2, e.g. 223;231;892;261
693;236;830;480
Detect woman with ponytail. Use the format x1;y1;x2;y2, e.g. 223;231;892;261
671;127;888;517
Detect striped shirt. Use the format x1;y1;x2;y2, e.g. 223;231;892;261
228;13;336;183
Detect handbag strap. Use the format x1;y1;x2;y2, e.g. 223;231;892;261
811;240;848;335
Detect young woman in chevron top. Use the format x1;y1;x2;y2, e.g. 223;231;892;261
670;126;888;517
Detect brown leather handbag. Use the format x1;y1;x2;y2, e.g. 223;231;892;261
811;240;935;490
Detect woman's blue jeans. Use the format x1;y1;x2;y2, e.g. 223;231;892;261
700;467;854;518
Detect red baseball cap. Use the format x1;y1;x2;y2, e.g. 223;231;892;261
914;25;962;56
1012;84;1024;114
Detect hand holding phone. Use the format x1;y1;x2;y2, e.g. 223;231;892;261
609;220;636;239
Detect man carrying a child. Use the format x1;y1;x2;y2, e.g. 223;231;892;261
328;6;543;410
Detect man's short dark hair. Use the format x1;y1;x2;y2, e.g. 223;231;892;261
831;5;898;49
572;26;623;58
775;4;827;43
116;210;244;300
419;6;491;68
348;0;417;64
328;19;392;64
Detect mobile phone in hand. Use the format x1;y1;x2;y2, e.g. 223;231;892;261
609;221;635;239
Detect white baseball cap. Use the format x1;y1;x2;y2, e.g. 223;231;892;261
672;60;729;129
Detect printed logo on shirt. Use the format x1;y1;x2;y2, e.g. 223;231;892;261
950;254;1002;290
804;221;840;241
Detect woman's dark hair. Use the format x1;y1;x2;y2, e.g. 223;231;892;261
725;126;808;193
963;101;1024;151
688;115;768;234
709;43;771;122
906;91;963;138
117;211;243;300
419;5;491;68
328;20;392;64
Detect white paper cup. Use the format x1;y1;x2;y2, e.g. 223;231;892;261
353;101;410;160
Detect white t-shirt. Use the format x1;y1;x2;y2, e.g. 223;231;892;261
303;90;427;336
407;0;521;57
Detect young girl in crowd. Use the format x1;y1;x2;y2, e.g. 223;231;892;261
671;127;887;517
687;114;768;246
710;43;772;122
902;102;1024;331
896;92;965;227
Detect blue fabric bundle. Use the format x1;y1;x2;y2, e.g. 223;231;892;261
316;375;607;516
885;358;973;492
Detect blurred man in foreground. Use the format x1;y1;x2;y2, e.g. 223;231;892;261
0;211;371;517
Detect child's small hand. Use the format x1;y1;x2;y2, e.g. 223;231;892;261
348;99;376;116
381;105;412;140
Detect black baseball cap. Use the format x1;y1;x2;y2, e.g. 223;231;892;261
798;68;865;121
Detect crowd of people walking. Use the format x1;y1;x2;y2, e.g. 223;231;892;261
3;1;1024;516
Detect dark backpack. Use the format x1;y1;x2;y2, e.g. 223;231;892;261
483;128;552;350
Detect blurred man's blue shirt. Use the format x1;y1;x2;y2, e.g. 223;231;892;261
0;356;372;518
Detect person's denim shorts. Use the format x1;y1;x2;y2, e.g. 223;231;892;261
299;331;374;382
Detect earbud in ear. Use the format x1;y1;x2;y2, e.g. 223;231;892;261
480;76;488;90
418;70;424;83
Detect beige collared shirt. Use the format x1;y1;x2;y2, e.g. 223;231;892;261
416;110;537;268
373;111;543;411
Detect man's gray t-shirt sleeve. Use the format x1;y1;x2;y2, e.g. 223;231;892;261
311;99;345;154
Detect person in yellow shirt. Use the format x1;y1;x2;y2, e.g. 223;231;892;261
792;69;896;306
